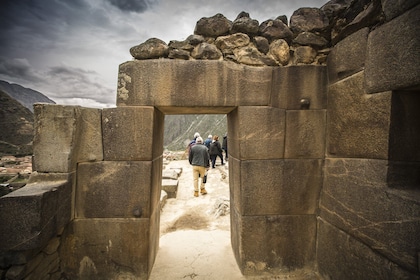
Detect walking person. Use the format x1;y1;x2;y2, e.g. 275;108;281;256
209;135;223;168
204;134;212;149
222;133;228;161
188;137;210;197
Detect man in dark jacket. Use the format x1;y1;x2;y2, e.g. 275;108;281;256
189;137;210;197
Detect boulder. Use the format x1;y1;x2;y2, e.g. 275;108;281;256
259;19;293;42
293;46;317;64
293;31;329;48
269;39;290;66
215;33;250;55
191;42;222;60
230;12;259;36
130;38;169;59
194;13;232;37
253;36;270;54
233;45;277;66
290;8;330;36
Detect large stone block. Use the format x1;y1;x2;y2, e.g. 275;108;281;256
317;218;419;279
76;161;153;219
237;214;317;274
381;0;419;21
238;159;322;215
327;28;369;85
271;65;327;110
365;5;420;93
102;106;164;161
0;177;72;251
320;158;420;273
227;106;285;160
33;104;103;173
33;104;76;173
327;72;392;159
117;60;273;112
285;110;326;158
60;218;149;279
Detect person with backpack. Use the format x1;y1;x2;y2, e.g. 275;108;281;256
189;136;210;197
209;135;223;168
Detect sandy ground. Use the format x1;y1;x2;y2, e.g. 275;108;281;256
149;159;321;280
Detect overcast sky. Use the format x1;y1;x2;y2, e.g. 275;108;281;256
0;0;327;108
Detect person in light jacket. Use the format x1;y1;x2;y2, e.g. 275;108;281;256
189;137;210;197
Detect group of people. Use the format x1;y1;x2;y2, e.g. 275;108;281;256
187;132;228;197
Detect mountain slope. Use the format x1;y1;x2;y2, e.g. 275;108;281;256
164;114;227;151
0;90;34;156
0;80;55;112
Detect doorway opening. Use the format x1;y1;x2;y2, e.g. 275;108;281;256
149;114;240;279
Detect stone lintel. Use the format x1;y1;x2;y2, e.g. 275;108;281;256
117;59;273;108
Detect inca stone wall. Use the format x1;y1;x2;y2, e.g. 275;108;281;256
0;1;419;279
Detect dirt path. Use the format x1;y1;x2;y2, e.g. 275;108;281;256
149;159;245;279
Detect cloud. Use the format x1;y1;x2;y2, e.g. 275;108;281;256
106;0;155;13
0;57;43;83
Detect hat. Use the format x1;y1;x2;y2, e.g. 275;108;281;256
196;137;203;144
194;132;200;138
208;134;212;138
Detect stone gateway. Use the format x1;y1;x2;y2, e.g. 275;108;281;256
0;1;419;279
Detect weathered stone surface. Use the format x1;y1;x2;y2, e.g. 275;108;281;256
233;211;317;273
327;27;368;84
259;19;293;42
33;104;76;173
186;34;205;45
271;65;327;110
161;179;178;198
293;46;317;64
0;179;71;251
215;33;250;55
317;218;419;279
285;110;326;159
320;158;420;273
236;159;322;215
60;219;149;279
253;36;269;54
230;13;259;35
233;45;277;66
130;38;169;59
168;48;190;60
194;13;232;37
327;72;392;159
72;107;103;163
228;106;285;160
293;31;328;48
32;105;103;173
290;8;329;35
191;42;222;60
102;106;164;161
329;0;382;44
365;5;420;93
168;40;194;51
76;161;152;218
381;0;419;21
117;60;273;111
268;39;290;66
